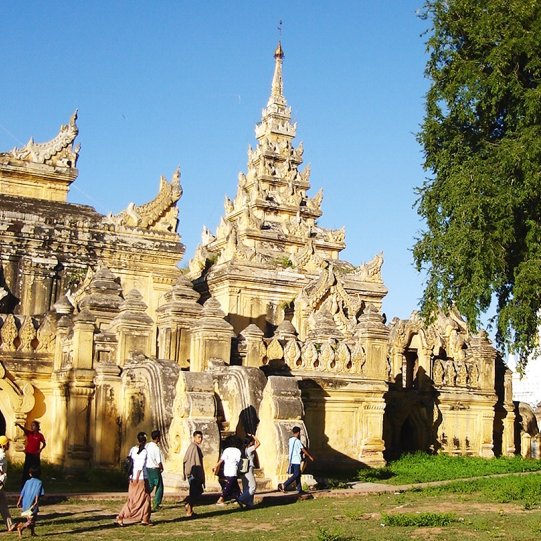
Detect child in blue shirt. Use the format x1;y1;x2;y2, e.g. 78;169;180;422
16;467;44;537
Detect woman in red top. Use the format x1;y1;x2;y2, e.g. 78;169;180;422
16;421;46;486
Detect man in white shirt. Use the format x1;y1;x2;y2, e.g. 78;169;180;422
145;430;164;512
213;436;242;505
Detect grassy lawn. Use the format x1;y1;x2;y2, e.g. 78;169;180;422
356;453;541;484
5;462;127;493
6;455;541;539
8;473;541;540
7;454;541;494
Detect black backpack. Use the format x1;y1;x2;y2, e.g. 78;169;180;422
123;455;134;477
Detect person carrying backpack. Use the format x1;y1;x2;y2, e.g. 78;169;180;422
237;433;260;508
278;426;314;495
116;432;152;526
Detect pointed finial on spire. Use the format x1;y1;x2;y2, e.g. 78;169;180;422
274;41;284;60
270;41;285;103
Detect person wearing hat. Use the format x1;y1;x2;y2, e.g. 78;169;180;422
0;435;15;532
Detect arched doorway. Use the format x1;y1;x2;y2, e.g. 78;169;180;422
399;402;433;454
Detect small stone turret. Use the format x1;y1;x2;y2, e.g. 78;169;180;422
190;298;234;372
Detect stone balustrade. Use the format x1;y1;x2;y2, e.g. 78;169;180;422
432;358;481;389
247;334;369;376
0;313;56;355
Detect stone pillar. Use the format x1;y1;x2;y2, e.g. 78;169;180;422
64;308;96;470
521;432;532;458
156;275;202;367
257;376;307;487
358;399;387;467
501;367;516;456
480;410;496;458
190;298;234;372
47;296;74;464
78;265;123;329
52;295;73;370
65;371;95;470
164;371;220;490
93;360;122;467
238;324;265;368
49;372;69;464
355;304;389;381
71;308;95;370
351;304;389;465
471;331;497;391
109;289;153;366
531;434;541;459
18;256;58;315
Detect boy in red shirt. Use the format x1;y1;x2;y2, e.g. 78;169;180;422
16;422;46;486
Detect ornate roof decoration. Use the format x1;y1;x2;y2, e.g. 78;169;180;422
352;252;384;283
297;263;364;338
109;168;182;232
4;111;80;168
388;307;471;360
189;43;346;278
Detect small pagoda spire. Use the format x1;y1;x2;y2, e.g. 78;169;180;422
269;42;286;106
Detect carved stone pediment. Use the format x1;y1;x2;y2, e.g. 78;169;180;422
298;264;364;339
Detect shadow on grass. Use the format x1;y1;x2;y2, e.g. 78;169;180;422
34;494;302;535
356;467;395;482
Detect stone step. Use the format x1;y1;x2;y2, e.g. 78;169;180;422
253;468;273;490
255;477;273;490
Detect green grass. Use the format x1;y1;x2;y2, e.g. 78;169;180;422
5;461;128;493
357;452;541;484
4;454;541;539
9;474;541;541
422;473;541;508
382;512;457;527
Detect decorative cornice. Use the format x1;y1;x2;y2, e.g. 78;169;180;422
109;168;182;231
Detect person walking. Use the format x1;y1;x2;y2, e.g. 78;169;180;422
182;430;205;518
213;436;241;505
278;426;314;495
16;467;44;537
145;430;164;512
0;436;15;532
237;433;260;508
15;421;46;486
116;432;152;526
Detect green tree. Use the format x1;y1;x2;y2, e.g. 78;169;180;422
414;0;541;368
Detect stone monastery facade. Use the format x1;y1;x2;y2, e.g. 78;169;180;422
0;44;516;486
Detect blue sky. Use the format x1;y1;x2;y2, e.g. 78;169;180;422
0;1;430;320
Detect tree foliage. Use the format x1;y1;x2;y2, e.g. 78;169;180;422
414;0;541;367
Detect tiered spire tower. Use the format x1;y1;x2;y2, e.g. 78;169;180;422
189;43;345;277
